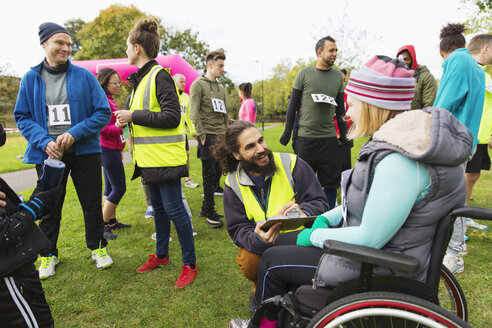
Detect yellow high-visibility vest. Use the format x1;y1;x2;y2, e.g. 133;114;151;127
226;152;302;233
129;65;186;168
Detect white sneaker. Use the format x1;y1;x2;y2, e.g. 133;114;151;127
91;247;113;269
38;255;59;280
151;233;172;241
192;227;198;236
443;254;464;274
145;205;154;219
184;179;199;188
465;218;489;230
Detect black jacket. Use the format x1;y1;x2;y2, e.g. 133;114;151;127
127;60;188;184
0;179;49;276
224;157;329;255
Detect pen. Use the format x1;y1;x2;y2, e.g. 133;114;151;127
290;192;297;202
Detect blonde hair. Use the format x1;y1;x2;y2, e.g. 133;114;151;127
348;102;405;139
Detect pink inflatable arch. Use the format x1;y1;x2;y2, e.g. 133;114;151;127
72;54;201;94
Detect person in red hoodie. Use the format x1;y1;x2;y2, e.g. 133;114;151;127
397;45;438;109
97;68;131;240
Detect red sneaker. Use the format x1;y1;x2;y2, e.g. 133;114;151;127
136;254;169;273
175;265;197;288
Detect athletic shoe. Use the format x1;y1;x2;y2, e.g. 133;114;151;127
145;205;154;218
103;225;118;240
136;254;169;273
38;255;59;280
464;235;469;242
151;233;172;241
107;219;131;229
175;265;197;288
229;319;251;328
199;210;224;218
465;218;489;230
184;179;199;188
443;254;464;274
207;215;224;228
192;227;198;236
91;247;113;269
214;186;224;196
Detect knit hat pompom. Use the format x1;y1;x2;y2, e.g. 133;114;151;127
345;55;415;110
39;22;71;45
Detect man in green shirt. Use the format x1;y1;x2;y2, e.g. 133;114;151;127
190;50;229;228
280;36;348;209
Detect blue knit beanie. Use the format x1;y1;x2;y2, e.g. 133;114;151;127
39;22;71;44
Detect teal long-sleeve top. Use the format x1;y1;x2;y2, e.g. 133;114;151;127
433;48;485;149
308;153;431;249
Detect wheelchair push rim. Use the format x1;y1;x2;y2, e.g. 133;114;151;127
307;291;470;328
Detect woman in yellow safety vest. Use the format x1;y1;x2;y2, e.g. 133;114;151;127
114;18;197;288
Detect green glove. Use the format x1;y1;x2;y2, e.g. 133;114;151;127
311;215;330;230
296;228;314;247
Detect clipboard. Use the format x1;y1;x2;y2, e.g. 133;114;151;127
260;215;316;231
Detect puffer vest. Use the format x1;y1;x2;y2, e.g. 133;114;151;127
339;140;466;281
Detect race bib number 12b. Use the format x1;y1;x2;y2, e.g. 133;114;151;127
48;104;71;126
211;98;227;113
311;94;337;106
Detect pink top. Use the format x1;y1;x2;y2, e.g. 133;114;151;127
100;93;125;151
238;98;257;123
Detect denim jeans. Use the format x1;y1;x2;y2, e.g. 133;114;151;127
147;181;196;266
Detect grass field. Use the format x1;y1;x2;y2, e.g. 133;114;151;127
9;125;492;327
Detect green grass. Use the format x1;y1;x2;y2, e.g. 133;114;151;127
11;126;492;327
0;135;35;173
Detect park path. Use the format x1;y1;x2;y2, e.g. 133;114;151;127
0;123;282;192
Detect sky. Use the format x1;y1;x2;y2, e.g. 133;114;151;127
0;0;467;83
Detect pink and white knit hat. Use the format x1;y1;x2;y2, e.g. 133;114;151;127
345;55;415;110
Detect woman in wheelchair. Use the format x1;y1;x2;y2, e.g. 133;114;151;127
229;55;473;328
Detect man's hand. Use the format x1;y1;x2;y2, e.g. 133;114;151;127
56;132;74;151
115;120;126;129
278;201;305;217
45;141;62;159
0;191;6;207
488;136;492;149
115;110;133;124
255;221;283;244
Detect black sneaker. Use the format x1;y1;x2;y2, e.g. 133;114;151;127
199;210;224;218
108;219;131;229
104;225;118;240
206;215;224;228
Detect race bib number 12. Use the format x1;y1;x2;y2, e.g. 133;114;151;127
48;104;71;126
311;94;337;106
211;98;227;113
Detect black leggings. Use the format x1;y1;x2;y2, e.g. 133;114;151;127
253;245;324;309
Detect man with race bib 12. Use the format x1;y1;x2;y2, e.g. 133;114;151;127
190;50;229;228
280;36;348;209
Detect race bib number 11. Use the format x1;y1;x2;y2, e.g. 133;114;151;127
48;104;71;126
211;98;227;113
311;93;337;106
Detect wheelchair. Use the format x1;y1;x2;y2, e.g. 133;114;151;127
249;206;492;328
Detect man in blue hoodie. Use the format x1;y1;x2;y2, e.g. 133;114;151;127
14;22;112;280
433;23;485;275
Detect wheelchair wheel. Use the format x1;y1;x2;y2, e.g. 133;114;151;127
438;265;468;321
307;291;470;328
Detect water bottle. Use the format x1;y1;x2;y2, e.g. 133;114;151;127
39;158;65;191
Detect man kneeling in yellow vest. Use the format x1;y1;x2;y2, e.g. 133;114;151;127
213;121;329;289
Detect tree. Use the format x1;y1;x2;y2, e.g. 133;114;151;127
74;4;154;60
161;28;210;72
313;6;379;71
461;0;492;34
64;18;85;57
0;64;20;117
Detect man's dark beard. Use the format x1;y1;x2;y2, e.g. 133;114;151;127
241;149;277;176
